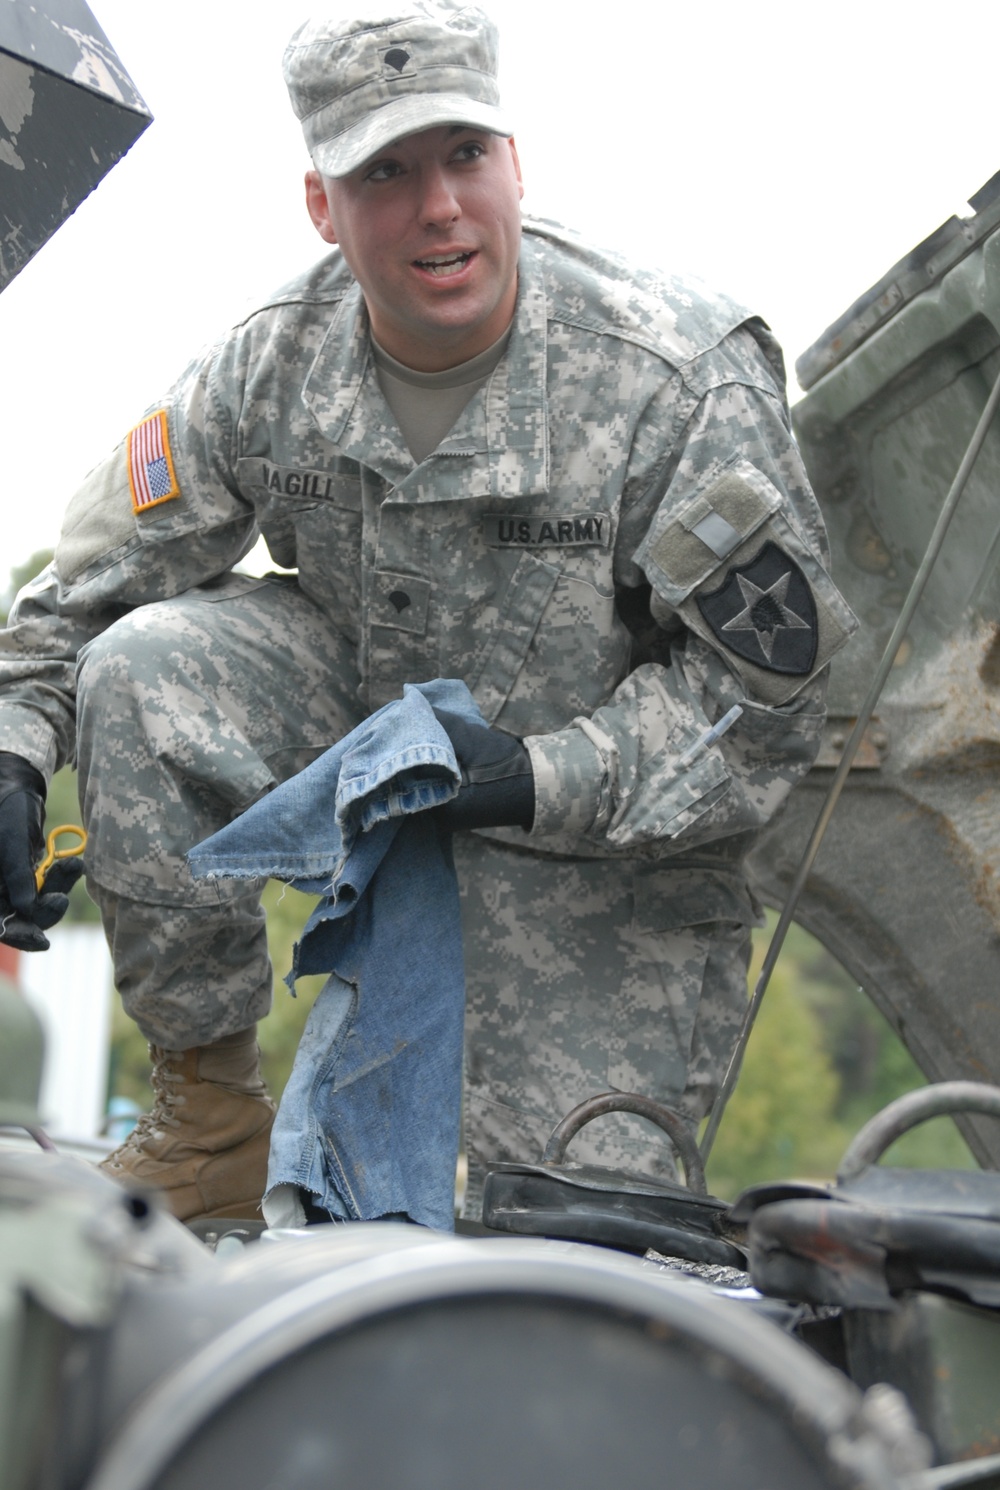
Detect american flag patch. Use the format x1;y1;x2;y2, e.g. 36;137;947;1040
127;410;180;513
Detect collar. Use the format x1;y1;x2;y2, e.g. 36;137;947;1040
371;324;511;388
302;236;550;497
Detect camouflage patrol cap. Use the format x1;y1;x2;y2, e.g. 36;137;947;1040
283;2;513;179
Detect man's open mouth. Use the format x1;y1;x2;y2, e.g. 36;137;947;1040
413;252;474;277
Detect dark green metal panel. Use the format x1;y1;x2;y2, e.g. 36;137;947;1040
0;0;152;291
796;172;1000;396
749;175;1000;1168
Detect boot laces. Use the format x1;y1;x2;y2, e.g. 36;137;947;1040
119;1048;185;1149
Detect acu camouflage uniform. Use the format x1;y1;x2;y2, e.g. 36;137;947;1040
0;220;855;1207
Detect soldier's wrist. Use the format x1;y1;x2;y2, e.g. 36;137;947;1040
0;751;46;806
523;728;603;837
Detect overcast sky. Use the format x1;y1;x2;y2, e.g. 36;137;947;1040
2;0;998;593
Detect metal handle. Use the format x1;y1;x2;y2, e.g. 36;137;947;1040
542;1092;707;1196
837;1080;1000;1184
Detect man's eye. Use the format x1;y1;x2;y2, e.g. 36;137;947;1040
454;141;485;162
366;160;403;182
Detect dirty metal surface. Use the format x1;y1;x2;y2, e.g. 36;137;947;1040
796;170;1000;391
0;0;151;290
752;202;1000;1168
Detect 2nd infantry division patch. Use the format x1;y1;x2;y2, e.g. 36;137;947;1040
127;410;180;513
696;540;818;675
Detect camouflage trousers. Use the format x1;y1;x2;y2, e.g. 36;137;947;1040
75;573;752;1205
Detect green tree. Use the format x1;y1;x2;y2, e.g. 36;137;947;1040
43;768;100;925
705;916;974;1199
705;942;849;1198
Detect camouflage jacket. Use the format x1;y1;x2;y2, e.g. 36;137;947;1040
0;219;855;870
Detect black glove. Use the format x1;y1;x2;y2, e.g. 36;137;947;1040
0;752;85;952
432;709;535;832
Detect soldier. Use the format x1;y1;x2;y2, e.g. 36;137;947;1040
0;0;855;1222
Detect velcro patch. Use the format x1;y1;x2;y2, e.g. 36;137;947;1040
697;541;818;675
127;411;180;514
647;465;779;598
483;512;611;549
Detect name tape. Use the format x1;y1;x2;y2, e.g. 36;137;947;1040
483;512;611;549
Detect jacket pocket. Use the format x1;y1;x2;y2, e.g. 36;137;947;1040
236;460;364;636
467;549;560;724
607;866;757;1104
630;862;760;932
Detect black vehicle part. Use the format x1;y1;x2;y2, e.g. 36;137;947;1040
844;1293;1000;1472
838;1082;1000;1184
79;1222;926;1490
748;1191;1000;1312
735;1085;1000;1465
739;1083;1000;1311
481;1092;743;1265
543;1091;707;1189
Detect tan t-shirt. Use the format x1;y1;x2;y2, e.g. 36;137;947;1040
372;328;512;464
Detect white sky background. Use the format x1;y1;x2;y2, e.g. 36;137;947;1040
1;0;998;592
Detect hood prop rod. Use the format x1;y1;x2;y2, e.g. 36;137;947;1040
700;358;1000;1163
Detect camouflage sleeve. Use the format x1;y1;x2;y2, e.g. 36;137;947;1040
525;328;857;849
0;336;258;779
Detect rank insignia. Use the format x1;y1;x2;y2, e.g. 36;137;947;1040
696;540;818;675
127;410;180;513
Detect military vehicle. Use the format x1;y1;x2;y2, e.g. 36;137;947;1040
3;4;1000;1488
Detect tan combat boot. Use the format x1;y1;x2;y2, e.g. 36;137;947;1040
100;1026;275;1223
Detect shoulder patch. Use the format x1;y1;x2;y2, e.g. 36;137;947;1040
127;411;180;513
640;458;859;703
696;541;817;675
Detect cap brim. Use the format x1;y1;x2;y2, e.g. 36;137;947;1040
312;93;513;178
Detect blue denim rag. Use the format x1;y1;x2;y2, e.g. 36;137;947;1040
187;679;485;1231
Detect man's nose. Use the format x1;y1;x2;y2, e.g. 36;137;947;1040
418;166;461;226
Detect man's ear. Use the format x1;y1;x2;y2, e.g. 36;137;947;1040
305;169;338;245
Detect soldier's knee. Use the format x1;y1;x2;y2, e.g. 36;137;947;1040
77;603;190;709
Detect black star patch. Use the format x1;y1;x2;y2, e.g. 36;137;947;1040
696;540;818;675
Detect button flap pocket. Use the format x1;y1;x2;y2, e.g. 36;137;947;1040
469;549;560;724
370;572;430;635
